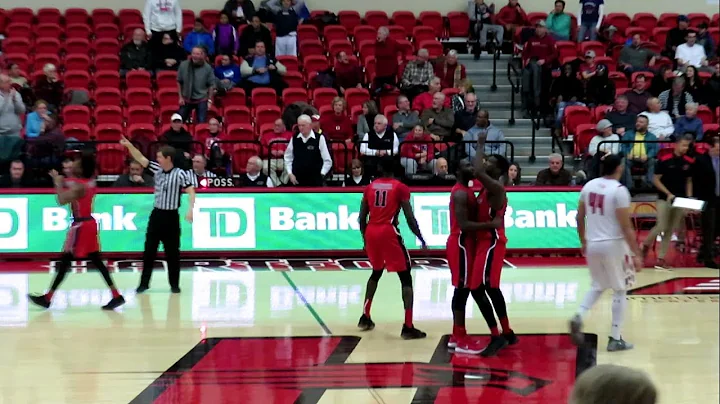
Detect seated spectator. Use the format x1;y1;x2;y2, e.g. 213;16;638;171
453;93;480;141
113;159;154;187
505;162;522;186
121;29;153;77
223;0;256;25
535;153;572;185
584;118;620;178
270;0;300;57
683;65;702;101
450;79;477;113
546;0;571;41
665;15;690;58
154;33;186;73
401;49;435;103
161;114;194;168
192;154;217;178
243;156;274;187
184;19;215;56
649;65;673;96
421;92;455;141
261;119;292;185
25;100;51;139
320;97;353;144
675;30;709;71
435;50;467;90
178;46;216;124
585;65;615;107
0;75;25;163
605;95;637;135
392;95;421;141
551;63;585;130
467;0;503;56
427;157;456;186
213;12;240;56
284;114;333;186
334;51;364;95
400;124;435;175
619;34;657;76
204;118;230;175
143;0;181;55
343;158;371;186
521;20;558;117
465;110;506;159
311;113;324;137
240;41;288;95
7;63;27;88
576;0;604;42
373;27;402;91
621;114;658;186
640;98;675;139
413;77;450;113
624;74;651;114
359;115;400;178
496;0;529;41
239;16;273;57
32;64;63;111
696;23;716;58
580;51;598;81
658;77;694;120
705;63;720;110
0;160;34;188
214;54;242;92
674;102;704;140
356;100;378;139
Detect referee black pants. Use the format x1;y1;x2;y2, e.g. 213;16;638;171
700;197;720;262
140;208;181;289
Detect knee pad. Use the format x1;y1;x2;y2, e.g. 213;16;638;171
397;270;413;288
452;288;471;311
369;270;383;282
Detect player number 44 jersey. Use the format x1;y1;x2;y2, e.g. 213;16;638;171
580;177;631;242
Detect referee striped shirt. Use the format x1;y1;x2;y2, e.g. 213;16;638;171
148;161;197;210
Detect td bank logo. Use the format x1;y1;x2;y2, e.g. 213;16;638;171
193;198;256;249
0;198;28;250
412;195;450;247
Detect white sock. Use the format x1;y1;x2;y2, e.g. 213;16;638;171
611;290;627;340
577;288;603;319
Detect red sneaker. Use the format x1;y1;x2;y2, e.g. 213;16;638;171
454;337;485;355
448;334;459;348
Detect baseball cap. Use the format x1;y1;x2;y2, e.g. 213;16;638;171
596;119;613;132
678;15;689;22
311;114;320;122
535;20;546;27
171;113;183;122
585;50;596;58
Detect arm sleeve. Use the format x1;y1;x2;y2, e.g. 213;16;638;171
284;138;294;174
143;0;152;34
266;177;275;187
175;1;183;32
391;134;400;155
359;133;376;156
398;182;411;202
615;186;631;209
596;4;604;28
319;136;333;175
148;161;162;175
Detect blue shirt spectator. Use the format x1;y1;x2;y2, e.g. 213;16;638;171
24;101;50;139
674;103;704;140
214;55;242;90
464;111;506;159
184;19;215;55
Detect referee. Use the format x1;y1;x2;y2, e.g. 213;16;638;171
120;136;197;294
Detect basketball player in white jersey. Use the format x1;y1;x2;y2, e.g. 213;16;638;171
570;154;643;352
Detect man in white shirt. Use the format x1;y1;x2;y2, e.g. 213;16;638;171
570;154;642;353
144;0;183;55
283;114;333;186
360;115;400;177
242;156;274;187
639;98;674;139
675;31;708;70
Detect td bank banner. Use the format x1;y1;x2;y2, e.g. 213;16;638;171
0;192;580;253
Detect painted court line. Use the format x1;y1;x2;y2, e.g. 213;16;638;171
281;272;333;335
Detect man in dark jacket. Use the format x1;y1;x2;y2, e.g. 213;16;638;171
693;135;720;268
113;160;155;187
239;16;273;57
664;15;690;58
161;114;194;170
120;29;153;77
0;160;35;188
223;0;256;25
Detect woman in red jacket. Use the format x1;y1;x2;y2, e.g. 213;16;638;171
400;124;436;175
320;97;354;145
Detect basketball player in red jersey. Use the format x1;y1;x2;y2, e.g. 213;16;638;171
28;152;126;310
358;156;428;340
446;160;507;355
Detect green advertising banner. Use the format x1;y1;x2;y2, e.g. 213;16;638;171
0;191;580;253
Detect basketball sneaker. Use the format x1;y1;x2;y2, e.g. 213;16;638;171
454;337;485;355
569;314;584;345
401;325;427;340
503;330;519;345
28;294;51;309
447;335;460;348
102;296;126;311
607;337;634;352
479;335;508;357
357;314;375;331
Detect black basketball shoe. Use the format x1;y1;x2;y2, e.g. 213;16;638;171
358;314;375;331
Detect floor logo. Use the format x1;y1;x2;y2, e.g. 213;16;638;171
629;277;720;295
0;198;28;250
192;198;256;249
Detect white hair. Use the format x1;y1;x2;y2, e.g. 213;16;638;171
434;91;446;100
374;114;388;125
685;102;698;110
249;156;263;167
43;63;56;74
297;114;312;124
549;153;563;161
378;26;389;35
417;48;429;57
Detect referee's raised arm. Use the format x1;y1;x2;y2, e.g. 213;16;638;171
120;136;150;168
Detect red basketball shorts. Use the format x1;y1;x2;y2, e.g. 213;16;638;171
446;233;479;289
364;225;411;272
473;236;507;288
63;220;100;258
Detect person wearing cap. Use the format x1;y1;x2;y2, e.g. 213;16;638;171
160;114;194;170
545;0;571;41
675;31;710;71
521;20;557;117
664;15;691;57
585;119;620;178
580;50;598;80
577;0;604;42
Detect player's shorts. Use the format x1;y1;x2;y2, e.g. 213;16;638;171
364;224;411;272
63;219;99;258
447;232;478;289
586;239;635;291
474;236;507;288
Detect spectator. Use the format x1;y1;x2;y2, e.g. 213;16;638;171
496;0;529;41
7;63;27;88
465;110;506;159
203;118;230;174
392;95;421;141
675;30;709;71
310;114;324;137
213;12;240;56
641;134;694;269
284;114;332;186
674;102;704;140
113;160;155;187
356;100;378;139
696;23;716;58
584;118;620;178
551;63;585;130
621;114;658;186
535;153;572;185
453;93;480;141
570;364;657;404
624;74;651;114
505;162;522;186
184;19;215;56
261;118;292;185
420;92;455;141
521;20;557;117
658;77;694;120
240;41;288;95
0;75;25;162
576;0;604;42
223;0;256;25
649;65;673;96
641;98;675;139
705;63;720;110
121;29;153;77
435;50;467;90
25;100;51;139
177;46;216;124
0;160;33;188
373;27;402;91
605;95;637;135
242;156;274;187
270;0;300;57
239;16;273;57
585;65;615;107
161;114;194;169
320;97;353;144
580;51;598;80
334;51;364;95
214;54;242;92
665;15;690;58
619;34;657;76
343;158;371;186
400;124;435;175
401;49;435;103
693;135;720;268
192;154;217;178
32;64;63;111
154;33;186;73
546;0;571;41
359;114;400;162
143;0;182;55
412;77;449;112
467;0;503;56
450;79;477;113
683;65;702;102
427;157;456;186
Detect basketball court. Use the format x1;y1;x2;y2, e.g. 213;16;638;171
0;257;717;404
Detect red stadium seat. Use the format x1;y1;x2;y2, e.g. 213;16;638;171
364;11;390;29
199;10;220;29
299;39;325;58
344;88;370;110
251;88;277;108
651;27;670;46
391;11;417;34
697;105;715;125
328;39;353;57
65;38;92;55
125;70;152;89
65;24;92;41
127;124;157;141
412;26;436;43
35;38;63;56
94;88;123;106
303;55;329;75
127;106;156;126
94;106;124;126
224;105;252;125
155;88;179;108
625;27;649;41
687;13;710;28
158;106;180;124
255;105;282;127
323;25;349;44
526;12;548;24
231;143;260;174
64;71;91;89
338;11;362;32
226;124;256;140
33;54;60;72
277;55;300;72
604;13;631;34
93;71;121;89
331;142;356;174
608;71;628;88
396;39;414;58
118;9;143;30
555;41;578;62
94;124;124;141
387;25;407;41
298;25;320;44
283;71;305;88
447;12;470;37
5;23;32;39
63;124;92;141
631;13;657;32
418;40;444;58
62;106;91;126
96;144;127;175
8;8;34;25
91;9;116;25
94;23;121;40
182;9;196;27
703;124;720;134
123;24;145;41
65;8;90;25
579;41;605;57
353;25;377;45
282;88;308;106
223;88;247;107
36;24;64;39
155;70;178;89
357;40;376;60
658;13;679;28
4;54;30;72
593;105;613;122
2;38;30;55
64;55;92;72
126;88;154;107
418;11;443;38
562;105;592;138
93;39;121;57
313;88;338;109
574;124;597;156
384;105;399;122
